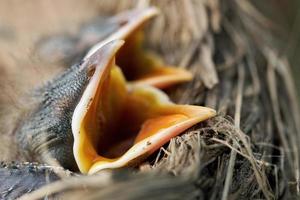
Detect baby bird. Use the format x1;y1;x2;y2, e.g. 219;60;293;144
16;8;216;174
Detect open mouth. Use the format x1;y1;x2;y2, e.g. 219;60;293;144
72;40;216;174
85;7;193;89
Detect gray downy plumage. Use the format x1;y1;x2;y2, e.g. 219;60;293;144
15;61;90;171
0;162;73;199
36;17;120;65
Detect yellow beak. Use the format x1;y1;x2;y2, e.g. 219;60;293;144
72;40;216;174
85;7;192;89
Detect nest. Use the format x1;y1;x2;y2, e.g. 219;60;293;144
1;0;299;199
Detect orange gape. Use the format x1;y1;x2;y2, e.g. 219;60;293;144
115;31;192;88
134;114;188;143
72;40;216;174
75;64;215;174
83;7;193;89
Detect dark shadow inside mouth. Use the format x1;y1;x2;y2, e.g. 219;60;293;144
79;64;195;165
84;66;153;160
86;32;158;159
116;31;155;81
96;105;143;159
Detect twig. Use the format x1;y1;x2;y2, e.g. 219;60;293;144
221;64;244;200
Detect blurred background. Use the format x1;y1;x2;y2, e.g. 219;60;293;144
253;0;300;98
0;0;299;100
